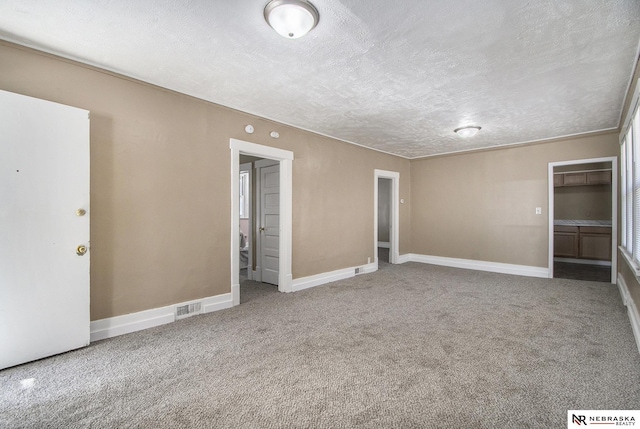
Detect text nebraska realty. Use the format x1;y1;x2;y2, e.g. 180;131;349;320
574;414;636;426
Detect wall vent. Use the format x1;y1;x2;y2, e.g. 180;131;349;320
176;302;202;320
355;267;362;275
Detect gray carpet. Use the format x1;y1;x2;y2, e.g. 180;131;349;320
2;262;639;428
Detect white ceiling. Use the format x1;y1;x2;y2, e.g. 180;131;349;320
1;0;639;158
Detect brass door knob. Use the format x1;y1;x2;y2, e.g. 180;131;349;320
76;208;86;216
76;245;88;256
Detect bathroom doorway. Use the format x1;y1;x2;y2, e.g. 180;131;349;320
548;157;617;283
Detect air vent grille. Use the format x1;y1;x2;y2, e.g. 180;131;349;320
176;302;202;320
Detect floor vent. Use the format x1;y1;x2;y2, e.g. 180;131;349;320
176;302;202;320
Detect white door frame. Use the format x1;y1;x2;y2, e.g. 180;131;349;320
547;156;618;283
239;162;252;279
230;139;293;304
374;169;400;269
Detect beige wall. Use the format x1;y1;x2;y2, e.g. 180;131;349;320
410;133;619;267
0;42;411;320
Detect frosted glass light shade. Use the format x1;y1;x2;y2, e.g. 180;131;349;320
454;126;481;138
264;0;319;39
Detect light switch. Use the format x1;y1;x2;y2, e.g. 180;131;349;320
535;207;542;215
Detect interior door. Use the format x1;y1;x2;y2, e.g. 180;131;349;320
259;163;280;285
0;90;90;370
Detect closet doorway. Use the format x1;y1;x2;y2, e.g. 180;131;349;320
548;157;617;283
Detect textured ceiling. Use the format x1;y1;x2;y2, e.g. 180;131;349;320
1;0;639;158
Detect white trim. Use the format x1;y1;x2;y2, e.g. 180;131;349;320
617;274;640;355
397;253;412;264
620;77;640;136
90;293;233;342
619;246;640;280
239;162;252;277
378;241;390;248
401;253;549;278
230;139;294;301
548;157;618;283
291;262;377;292
374;170;400;270
553;257;612;267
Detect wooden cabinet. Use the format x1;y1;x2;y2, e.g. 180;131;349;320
553;173;564;187
554;226;579;258
553;225;611;261
554;170;611;187
578;226;612;260
562;172;587;186
586;170;612;185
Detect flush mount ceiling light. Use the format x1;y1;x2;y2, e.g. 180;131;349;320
264;0;319;39
454;126;482;138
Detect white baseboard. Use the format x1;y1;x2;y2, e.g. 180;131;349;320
377;241;390;249
554;257;611;267
90;293;233;342
397;253;412;264
399;253;550;278
617;274;640;355
292;261;377;292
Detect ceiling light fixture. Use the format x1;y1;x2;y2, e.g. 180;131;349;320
454;126;481;138
264;0;319;39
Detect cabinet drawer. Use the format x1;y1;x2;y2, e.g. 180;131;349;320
554;226;579;233
579;226;611;234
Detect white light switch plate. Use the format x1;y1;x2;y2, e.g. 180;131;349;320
535;207;542;215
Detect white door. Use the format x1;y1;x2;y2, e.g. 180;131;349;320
0;90;90;370
259;163;280;285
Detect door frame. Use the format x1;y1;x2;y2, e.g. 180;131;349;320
547;156;618;283
239;162;252;280
230;139;293;304
374;169;400;269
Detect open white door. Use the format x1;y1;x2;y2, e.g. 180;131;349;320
0;90;90;369
258;161;280;285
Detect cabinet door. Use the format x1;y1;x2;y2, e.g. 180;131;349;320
579;227;612;260
553;174;564;187
562;172;587;186
586;170;611;185
554;231;579;258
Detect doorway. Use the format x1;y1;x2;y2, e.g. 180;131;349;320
548;157;618;283
374;169;400;270
230;139;293;306
377;178;392;265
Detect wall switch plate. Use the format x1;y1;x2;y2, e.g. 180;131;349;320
535;207;542;215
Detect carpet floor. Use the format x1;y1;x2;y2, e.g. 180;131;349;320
1;262;639;428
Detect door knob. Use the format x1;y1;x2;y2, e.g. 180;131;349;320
259;227;265;232
76;245;87;256
76;208;86;216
